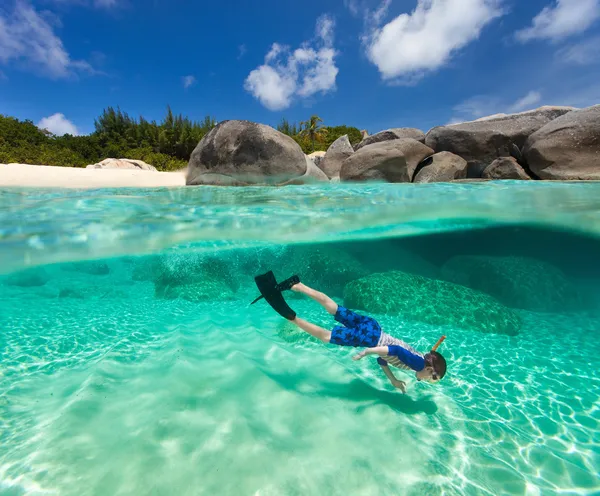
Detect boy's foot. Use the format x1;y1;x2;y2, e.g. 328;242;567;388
277;275;300;292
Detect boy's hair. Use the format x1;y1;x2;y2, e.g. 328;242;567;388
425;351;447;380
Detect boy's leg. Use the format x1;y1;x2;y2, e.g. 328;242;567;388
291;283;338;315
292;317;331;343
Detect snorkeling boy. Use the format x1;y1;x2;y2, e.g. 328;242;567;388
289;282;447;392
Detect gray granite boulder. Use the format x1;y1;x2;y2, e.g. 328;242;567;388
523;105;600;180
441;255;584;312
186;120;310;185
413;152;467;183
354;128;425;150
482;157;532;180
425;106;575;178
87;158;157;171
320;135;354;178
340;139;433;183
281;156;329;185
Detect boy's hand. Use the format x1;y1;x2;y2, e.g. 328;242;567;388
392;380;406;393
352;350;368;361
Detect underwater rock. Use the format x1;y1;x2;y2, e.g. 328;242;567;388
354;128;426;150
157;279;236;302
413;152;467;183
61;261;111;275
343;271;521;336
4;268;50;287
59;288;86;299
186;120;309;186
340;139;433;183
523;105;600;180
280;245;370;297
441;256;583;312
425;106;575;178
320;135;354;178
482;157;532;180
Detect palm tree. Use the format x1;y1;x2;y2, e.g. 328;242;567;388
299;115;328;152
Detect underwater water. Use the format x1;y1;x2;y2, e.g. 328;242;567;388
1;182;599;496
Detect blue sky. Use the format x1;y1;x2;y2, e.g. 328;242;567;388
1;0;599;136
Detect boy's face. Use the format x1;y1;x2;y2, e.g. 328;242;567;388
416;366;440;384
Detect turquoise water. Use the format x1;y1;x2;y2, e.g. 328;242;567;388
1;182;600;495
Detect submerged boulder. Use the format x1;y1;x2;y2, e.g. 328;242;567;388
441;256;583;312
354;128;426;150
61;261;111;275
280;245;370;297
413;152;467;183
320;135;354;178
343;271;521;336
523;105;600;180
340;139;433;183
4;268;50;287
482;157;532;180
186;120;311;185
157;279;236;302
87;158;157;171
425;106;575;177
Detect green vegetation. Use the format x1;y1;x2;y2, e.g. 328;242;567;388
0;107;216;171
277;116;363;154
1;109;364;170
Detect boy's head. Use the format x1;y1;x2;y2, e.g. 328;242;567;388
416;351;447;384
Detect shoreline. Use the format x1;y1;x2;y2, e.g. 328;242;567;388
0;164;186;189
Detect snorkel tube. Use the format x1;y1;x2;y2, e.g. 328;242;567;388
431;335;446;352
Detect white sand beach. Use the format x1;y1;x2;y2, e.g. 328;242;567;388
0;164;187;188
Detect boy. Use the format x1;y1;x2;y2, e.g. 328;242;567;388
290;282;447;392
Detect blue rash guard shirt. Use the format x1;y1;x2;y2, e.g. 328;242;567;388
377;331;426;372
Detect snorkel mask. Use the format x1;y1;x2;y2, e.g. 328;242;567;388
427;335;446;382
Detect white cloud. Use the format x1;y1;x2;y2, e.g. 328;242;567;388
0;1;92;79
182;75;196;89
94;0;118;7
449;91;544;123
363;0;504;83
244;14;339;111
556;36;600;64
37;113;79;136
508;91;542;113
238;44;247;60
516;0;600;43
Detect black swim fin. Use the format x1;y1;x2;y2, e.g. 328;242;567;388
252;271;298;320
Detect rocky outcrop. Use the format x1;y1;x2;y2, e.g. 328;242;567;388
307;151;326;169
320;135;354;178
354;128;426;150
340;139;433;183
343;271;521;336
441;256;584;312
413;152;467;183
482;157;531;180
425;106;575;178
282;157;329;185
523;105;600;180
186;120;312;185
87;158;157;171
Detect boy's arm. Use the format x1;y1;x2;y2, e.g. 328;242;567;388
378;358;406;393
352;348;407;392
352;346;389;360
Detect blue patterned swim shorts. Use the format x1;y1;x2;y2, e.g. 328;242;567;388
330;306;381;348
